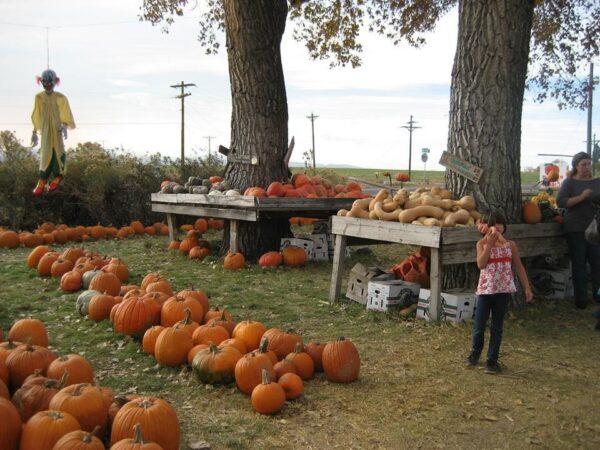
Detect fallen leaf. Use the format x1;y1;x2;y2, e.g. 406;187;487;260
483;415;499;422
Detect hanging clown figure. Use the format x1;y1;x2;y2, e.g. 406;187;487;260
31;69;75;195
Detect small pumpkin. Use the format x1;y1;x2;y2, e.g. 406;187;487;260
285;343;315;380
322;337;361;383
154;327;193;367
262;328;303;360
142;326;165;356
20;410;81;450
51;427;105;450
232;320;267;352
110;423;163;450
192;344;243;385
8;318;49;348
251;369;286;415
277;372;304;400
304;341;326;372
258;251;283;268
273;358;297;380
49;383;108;432
46;354;94;386
0;397;21;450
523;201;542;224
281;246;306;267
234;351;275;395
224;252;246;270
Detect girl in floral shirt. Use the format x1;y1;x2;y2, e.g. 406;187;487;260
466;211;533;374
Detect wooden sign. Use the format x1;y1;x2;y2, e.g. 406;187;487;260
439;151;483;183
227;152;258;165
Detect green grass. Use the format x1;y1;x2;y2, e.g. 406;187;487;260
2;232;599;449
293;167;541;186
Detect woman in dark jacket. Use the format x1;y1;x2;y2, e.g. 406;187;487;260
556;152;600;315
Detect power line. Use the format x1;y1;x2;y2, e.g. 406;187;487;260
307;112;318;170
171;81;196;178
203;136;216;157
401;115;421;181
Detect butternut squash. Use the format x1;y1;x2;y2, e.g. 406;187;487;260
346;205;371;219
398;205;445;223
469;209;481;220
382;199;401;212
454;195;476;211
337;209;348;216
352;198;371;210
439;189;453;200
443;208;471;227
420;195;454;210
369;189;390;211
369;209;379;220
374;202;402;221
403;198;423;209
392;189;408;206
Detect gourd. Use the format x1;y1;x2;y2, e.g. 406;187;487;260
373;202;402;221
443;209;471;227
369;190;390;211
398;206;444;223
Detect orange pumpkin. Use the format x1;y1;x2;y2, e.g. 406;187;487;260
523;201;542;224
251;369;286;414
46;354;95;386
277;372;304;400
49;383;108;432
20;410;80;450
0;397;22;449
285;342;315;380
258;251;283;269
322;337;361;383
234;352;275;395
9;318;49;348
232;320;267;352
281;246;306;267
224;252;245;270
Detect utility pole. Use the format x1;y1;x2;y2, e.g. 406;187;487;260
170;81;196;179
586;62;594;157
307;113;318;170
401;115;421;181
204;136;216;158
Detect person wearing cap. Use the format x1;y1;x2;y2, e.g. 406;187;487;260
31;69;75;195
556;152;600;315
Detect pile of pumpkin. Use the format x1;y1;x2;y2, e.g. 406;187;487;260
0;318;180;450
523;191;563;224
245;174;369;199
337;187;481;227
0;220;170;250
26;245;130;296
68;268;359;416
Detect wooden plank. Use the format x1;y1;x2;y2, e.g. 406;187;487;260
439;151;483;183
429;248;441;320
166;213;175;242
152;193;257;208
331;216;442;248
256;197;355;211
152;203;258;221
230;220;239;253
329;234;347;303
504;223;564;239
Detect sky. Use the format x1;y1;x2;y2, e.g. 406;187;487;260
0;0;597;172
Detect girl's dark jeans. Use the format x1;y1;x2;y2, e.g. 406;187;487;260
565;232;600;307
471;293;510;363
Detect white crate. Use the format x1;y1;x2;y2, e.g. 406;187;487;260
345;263;395;305
296;234;329;261
417;289;476;323
280;238;314;260
326;233;352;260
529;268;573;299
366;280;420;312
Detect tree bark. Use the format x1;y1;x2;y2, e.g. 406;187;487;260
444;0;535;290
222;0;291;260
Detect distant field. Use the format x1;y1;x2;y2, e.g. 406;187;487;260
293;167;540;186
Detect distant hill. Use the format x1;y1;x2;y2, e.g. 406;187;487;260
289;161;360;168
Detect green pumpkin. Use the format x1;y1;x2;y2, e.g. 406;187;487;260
76;290;100;316
192;345;241;385
82;269;103;289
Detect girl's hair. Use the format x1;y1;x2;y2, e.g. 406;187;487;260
481;210;508;233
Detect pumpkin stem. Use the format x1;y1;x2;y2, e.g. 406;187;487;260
56;369;70;388
85;426;101;443
180;308;193;325
258;336;269;353
209;344;219;354
294;342;303;353
132;423;148;444
261;368;271;385
73;383;88;396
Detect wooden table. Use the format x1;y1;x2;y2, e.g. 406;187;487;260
151;193;355;252
329;217;567;320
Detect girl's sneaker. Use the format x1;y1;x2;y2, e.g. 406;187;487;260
484;361;501;374
47;176;63;192
32;179;47;196
465;353;479;366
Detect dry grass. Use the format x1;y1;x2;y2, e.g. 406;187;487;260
1;233;599;450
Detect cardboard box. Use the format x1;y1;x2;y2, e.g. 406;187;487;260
326;233;352;260
345;263;395;305
366;279;420;312
529;268;573;299
417;289;476;323
298;233;329;261
280;238;314;260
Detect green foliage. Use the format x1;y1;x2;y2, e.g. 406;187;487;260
0;131;225;230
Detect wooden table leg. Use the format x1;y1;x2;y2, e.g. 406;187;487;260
429;247;441;321
230;220;239;254
166;213;175;242
329;234;347;303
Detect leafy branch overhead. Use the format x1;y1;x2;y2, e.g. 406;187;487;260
140;0;599;110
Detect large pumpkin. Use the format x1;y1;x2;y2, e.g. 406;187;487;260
110;423;163;450
281;246;306;267
46;354;95;386
5;342;56;390
232;320;267;352
110;396;180;450
9;318;49;347
0;397;21;450
160;295;205;327
285;343;315;380
51;428;105;450
192;344;243;385
258;251;283;269
322;337;360;383
11;371;68;422
154;327;193;367
234;352;275;395
20;410;81;450
26;245;50;269
49;383;108;432
111;297;161;338
89;272;121;296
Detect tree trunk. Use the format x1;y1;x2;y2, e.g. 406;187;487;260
444;0;535;290
222;0;291;260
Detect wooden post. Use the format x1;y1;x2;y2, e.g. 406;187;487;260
230;220;239;253
166;213;175;242
329;234;347;303
429;247;441;320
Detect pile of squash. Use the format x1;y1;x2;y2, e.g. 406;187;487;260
337;187;481;227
